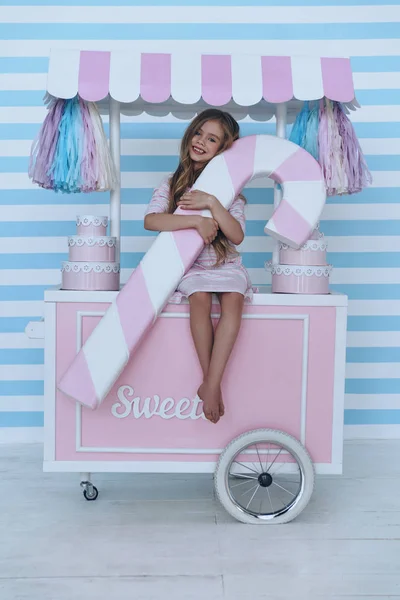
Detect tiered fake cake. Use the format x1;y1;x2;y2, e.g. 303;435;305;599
268;225;332;294
61;215;120;291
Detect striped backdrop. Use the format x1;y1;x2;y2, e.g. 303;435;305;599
0;0;399;443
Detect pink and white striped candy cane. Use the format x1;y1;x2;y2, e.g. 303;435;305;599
58;134;326;409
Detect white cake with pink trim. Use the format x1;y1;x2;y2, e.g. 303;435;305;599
76;215;108;236
68;235;117;262
61;215;120;291
267;225;332;294
279;232;327;266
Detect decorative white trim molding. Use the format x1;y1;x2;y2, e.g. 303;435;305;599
74;310;310;455
280;238;327;252
62;262;120;274
68;236;116;248
44;286;348;307
331;306;347;472
76;215;108;228
267;264;332;277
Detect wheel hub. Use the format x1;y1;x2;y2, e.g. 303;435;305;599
258;472;273;488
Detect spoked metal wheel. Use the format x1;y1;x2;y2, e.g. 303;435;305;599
215;429;314;524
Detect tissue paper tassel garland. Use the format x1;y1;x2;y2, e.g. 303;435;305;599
29;96;118;194
290;99;372;196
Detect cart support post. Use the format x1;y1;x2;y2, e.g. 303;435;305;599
273;102;288;265
109;98;121;271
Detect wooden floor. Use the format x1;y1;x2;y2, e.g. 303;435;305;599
1;440;400;599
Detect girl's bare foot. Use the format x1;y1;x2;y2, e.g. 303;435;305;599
198;381;221;424
219;392;225;417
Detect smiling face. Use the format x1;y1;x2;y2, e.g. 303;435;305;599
189;120;224;169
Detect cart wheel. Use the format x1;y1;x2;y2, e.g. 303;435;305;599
83;485;99;501
215;429;314;524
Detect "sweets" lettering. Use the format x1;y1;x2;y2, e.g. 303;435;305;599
111;385;206;420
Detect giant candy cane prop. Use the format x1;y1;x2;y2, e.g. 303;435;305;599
58;134;326;409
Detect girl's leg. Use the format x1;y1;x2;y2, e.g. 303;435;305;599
188;292;213;379
189;292;221;423
200;292;244;423
188;292;225;421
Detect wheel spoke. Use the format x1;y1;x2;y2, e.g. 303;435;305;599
255;444;264;471
269;459;300;478
233;460;259;475
267;447;283;472
269;460;288;476
266;484;274;513
240;482;260;498
273;477;300;486
229;472;258;481
264;443;271;472
246;483;261;509
272;481;296;497
222;434;312;522
231;478;258;489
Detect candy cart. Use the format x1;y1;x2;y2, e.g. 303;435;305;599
26;51;367;524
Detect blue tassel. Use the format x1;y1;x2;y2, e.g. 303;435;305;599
303;103;319;160
289;101;310;147
49;97;83;193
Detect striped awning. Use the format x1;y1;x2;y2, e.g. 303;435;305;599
47;49;357;114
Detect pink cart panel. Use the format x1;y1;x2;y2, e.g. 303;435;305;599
43;291;346;475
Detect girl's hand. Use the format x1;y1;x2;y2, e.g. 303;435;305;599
178;190;216;211
196;217;219;245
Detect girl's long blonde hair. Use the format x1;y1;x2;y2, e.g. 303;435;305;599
168;109;242;265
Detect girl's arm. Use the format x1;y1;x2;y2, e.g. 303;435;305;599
144;212;201;232
146;180;218;243
178;191;245;245
208;196;244;246
144;212;219;245
145;178;204;233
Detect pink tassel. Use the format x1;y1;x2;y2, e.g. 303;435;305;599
29;98;65;189
317;99;372;196
335;102;372;194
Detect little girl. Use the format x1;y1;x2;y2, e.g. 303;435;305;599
144;109;252;424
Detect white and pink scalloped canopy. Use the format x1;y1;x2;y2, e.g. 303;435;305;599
47;49;356;113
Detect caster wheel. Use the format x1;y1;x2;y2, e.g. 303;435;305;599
83;485;99;501
215;428;314;524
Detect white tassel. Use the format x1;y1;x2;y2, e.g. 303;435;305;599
87;102;118;192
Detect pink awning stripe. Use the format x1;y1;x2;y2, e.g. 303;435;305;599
202;55;232;106
140;53;171;103
78;51;111;102
321;57;354;102
261;56;293;103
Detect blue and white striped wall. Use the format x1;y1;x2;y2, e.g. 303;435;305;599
0;0;399;442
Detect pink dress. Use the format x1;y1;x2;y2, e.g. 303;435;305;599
145;178;254;303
